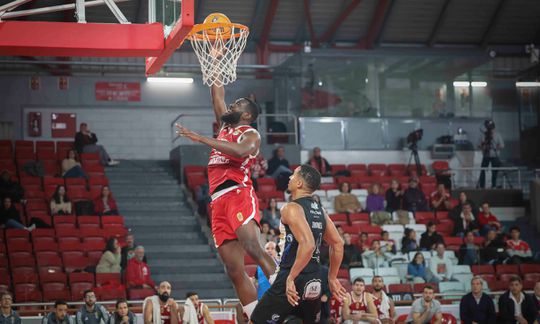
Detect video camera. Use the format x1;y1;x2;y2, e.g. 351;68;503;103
484;119;495;132
406;129;424;146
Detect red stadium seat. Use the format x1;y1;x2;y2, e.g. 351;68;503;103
319;183;338;191
496;264;519;277
82;239;106;252
33;240;58;252
437;221;454;236
184;165;206;176
97;287;127;301
443;237;462;251
6;229;30;240
396;314;409;324
520;264;540;275
244;254;256;265
128;288;155;300
186;174;206;189
56;227;81;238
257;191;285;201
40;271;68;285
80;152;100;162
28;212;52;227
36;140;55;151
349;213;370;223
102;216;124;227
472;265;494;275
43;290;70;302
64;256;91;273
88;177;109;188
435;211;449;220
96;273;121;286
388;164;406;176
55;215;77;226
69;272;94;284
87;251;103;265
83;164;105;177
489;280;509;292
414;211;435;224
332;164;347;175
8;240;32;253
71;282;94;300
337;268;349;280
414;283;439;293
368;164;387;177
58;241;83;253
78;220;101;229
388;283;413;294
68;187;91;201
43;176;64;187
435;313;457;324
14;289;42;303
43;282;67;292
62;251;85;261
65;178;87;187
42;160;60;176
36;252;63;268
329;213;348;223
432;161;450;175
245;264;257;277
12;271;38;285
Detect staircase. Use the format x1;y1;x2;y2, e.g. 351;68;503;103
106;160;235;299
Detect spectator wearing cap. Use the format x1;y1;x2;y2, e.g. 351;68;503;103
403;177;429;212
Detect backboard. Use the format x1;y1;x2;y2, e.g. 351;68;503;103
0;0;193;76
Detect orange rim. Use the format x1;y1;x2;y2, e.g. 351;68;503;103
189;22;249;41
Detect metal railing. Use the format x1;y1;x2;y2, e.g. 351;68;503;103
450;166;523;189
256;113;299;145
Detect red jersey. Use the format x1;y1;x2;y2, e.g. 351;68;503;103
478;212;500;227
197;303;205;324
348;292;368;315
329;296;343;323
372;292;391;319
507;239;531;252
207;125;259;194
160;304;171;324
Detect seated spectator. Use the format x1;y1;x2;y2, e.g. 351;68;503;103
363;240;392;269
459;231;480;266
258;222;276;247
453;202;479;237
430;183;451;211
121;233;147;271
365;183;385;213
342;233;362;268
459;277;496;324
250;152;268;191
183;292;214;324
0;292;21;324
96;238;121;274
535;282;540;323
407;252;428;283
342;278;378;323
405;285;442;323
94;186;119;216
74;122;119;166
127;246;155;289
334;182;362;214
371;276;396;322
76;290;110;324
419;221;444;251
401;228;418;254
403;177;429;212
429;243;453;282
61;149;87;179
50;185;72;215
450;191;477;221
497;276;538;324
142;282;179;324
0;170;24;203
43;300;74;324
254;242;279;299
262;198;281;230
480;229;506;265
267;146;292;178
108;300;136;324
307;147;332;176
380;230;396;254
356;232;369;253
477;202;502;235
1;197;34;231
385;179;403;213
506;226;533;264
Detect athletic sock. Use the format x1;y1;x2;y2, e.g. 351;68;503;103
242;300;258;319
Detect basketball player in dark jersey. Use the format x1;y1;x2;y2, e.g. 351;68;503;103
251;165;347;324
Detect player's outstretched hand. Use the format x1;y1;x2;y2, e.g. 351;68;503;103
286;276;299;307
329;278;347;302
175;123;201;143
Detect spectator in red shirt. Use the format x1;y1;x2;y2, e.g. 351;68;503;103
126;246;155;289
506;226;533;265
94;186;119;216
430;183;451;211
477;202;502;235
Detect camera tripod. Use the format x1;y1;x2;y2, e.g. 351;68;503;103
407;143;423;176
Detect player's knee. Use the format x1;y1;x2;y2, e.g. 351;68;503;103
241;240;263;259
224;262;244;280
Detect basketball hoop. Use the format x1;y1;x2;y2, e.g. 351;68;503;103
189;14;249;87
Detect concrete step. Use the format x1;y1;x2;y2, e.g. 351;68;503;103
110;184;182;191
113;192;183;199
151;264;223;274
144;244;212;254
117;199;185;207
123;211;193;219
150;251;216;260
119;205;190;212
153;272;230;282
134;232;202;240
107;178;178;185
137;236;206;245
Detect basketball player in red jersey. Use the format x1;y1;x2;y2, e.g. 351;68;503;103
176;85;276;318
342;278;378;324
185;292;214;324
371;276;395;324
143;281;180;324
329;295;343;324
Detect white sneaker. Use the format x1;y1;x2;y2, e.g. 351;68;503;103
107;160;120;166
26;224;36;232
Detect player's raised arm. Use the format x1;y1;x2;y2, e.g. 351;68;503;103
211;84;227;126
176;124;259;158
323;212;347;302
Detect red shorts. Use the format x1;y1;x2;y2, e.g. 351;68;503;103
210;186;260;247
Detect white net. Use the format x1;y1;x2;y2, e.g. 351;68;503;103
189;24;249;87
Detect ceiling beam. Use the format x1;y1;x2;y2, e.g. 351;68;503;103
302;0;318;46
319;0;362;44
249;0;265;40
293;0;309;44
358;0;391;49
194;0;204;24
427;0;451;47
480;0;507;48
259;0;279;46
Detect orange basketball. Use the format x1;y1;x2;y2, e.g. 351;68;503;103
203;13;232;36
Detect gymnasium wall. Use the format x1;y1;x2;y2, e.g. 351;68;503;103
0;75;273;159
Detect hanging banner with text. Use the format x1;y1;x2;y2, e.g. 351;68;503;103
95;82;141;102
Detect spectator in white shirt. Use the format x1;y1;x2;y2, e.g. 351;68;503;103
429;243;453;283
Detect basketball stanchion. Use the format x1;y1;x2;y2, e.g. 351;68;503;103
188;13;249;87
